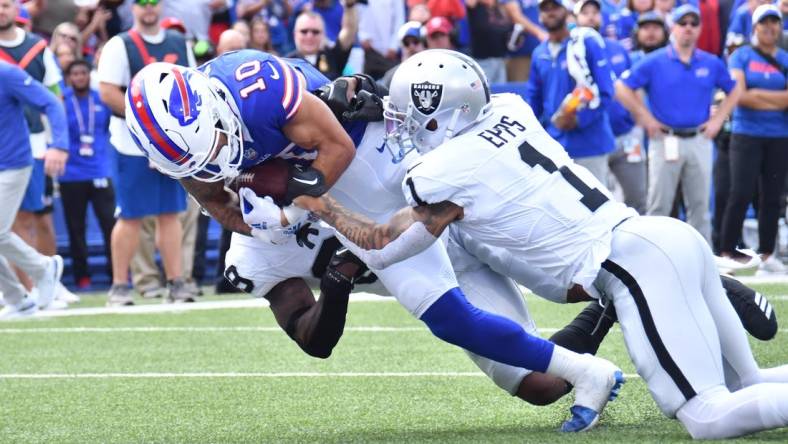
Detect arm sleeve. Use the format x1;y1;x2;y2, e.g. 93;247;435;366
334;222;437;270
575;35;615;129
9;69;69;149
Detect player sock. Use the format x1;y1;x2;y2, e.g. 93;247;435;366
420;287;554;372
544;345;588;385
677;384;788;439
549;301;617;355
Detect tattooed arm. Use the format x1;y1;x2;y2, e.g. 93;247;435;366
296;194;463;269
180;178;251;236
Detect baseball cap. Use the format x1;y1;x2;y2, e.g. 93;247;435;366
538;0;573;10
671;4;700;23
161;17;187;34
752;4;782;24
398;21;423;43
15;7;29;26
425;16;452;36
637;10;665;26
573;0;601;16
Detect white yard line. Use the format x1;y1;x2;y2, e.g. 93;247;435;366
0;371;643;380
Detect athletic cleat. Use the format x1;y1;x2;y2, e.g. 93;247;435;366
561;405;600;432
35;255;63;308
755;255;787;276
564;356;625;432
0;296;38;320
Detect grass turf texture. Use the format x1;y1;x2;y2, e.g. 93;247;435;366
0;286;785;443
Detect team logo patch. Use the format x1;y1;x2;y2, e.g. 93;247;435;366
169;69;203;126
411;82;443;116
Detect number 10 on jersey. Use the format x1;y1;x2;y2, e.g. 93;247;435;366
235;60;267;99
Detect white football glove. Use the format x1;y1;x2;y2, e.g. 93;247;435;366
238;187;306;245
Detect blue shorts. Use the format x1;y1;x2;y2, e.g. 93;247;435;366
19;159;45;212
113;153;187;219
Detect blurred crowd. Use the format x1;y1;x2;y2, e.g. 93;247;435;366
0;0;786;307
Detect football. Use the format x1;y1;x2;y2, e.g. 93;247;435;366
229;157;292;204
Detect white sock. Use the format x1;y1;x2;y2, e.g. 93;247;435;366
545;345;586;386
677;383;788;439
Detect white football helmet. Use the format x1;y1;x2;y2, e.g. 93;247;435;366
384;49;492;162
125;62;243;182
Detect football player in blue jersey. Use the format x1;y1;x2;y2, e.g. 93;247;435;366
126;50;628;432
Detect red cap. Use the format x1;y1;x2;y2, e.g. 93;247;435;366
161;17;187;34
425;16;452;36
15;7;30;26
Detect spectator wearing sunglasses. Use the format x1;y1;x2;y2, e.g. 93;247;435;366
719;4;788;275
616;4;742;245
287;3;359;80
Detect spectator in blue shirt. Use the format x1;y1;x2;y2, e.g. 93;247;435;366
525;0;617;181
719;4;788;275
616;4;742;244
60;60;116;290
575;0;647;213
726;0;773;53
0;61;69;318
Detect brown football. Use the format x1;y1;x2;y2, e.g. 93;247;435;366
229;157;292;204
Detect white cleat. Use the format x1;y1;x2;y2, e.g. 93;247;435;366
34;255;64;309
0;296;38;320
562;354;626;432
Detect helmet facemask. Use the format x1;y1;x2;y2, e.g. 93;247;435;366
190;80;244;182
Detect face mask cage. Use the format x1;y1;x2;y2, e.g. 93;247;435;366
189;86;244;182
383;96;421;164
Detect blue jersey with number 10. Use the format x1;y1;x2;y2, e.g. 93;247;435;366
199;49;360;168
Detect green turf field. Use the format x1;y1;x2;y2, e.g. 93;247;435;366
0;283;785;443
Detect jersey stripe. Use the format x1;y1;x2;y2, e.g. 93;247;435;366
128;77;191;165
273;56;294;112
285;68;305;120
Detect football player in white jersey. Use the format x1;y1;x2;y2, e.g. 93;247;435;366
124;53;626;432
298;49;788;439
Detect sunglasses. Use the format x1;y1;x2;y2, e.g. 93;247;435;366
676;19;700;28
402;38;422;47
298;28;322;36
134;0;160;6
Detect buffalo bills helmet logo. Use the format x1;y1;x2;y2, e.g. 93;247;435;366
168;68;203;126
411;82;443;115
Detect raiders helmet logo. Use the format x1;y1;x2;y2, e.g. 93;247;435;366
411;82;443;115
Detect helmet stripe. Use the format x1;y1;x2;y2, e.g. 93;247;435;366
171;68;191;121
129;76;192;165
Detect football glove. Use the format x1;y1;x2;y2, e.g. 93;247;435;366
239;187;307;245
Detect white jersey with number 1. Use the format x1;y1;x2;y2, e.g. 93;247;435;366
403;93;637;294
